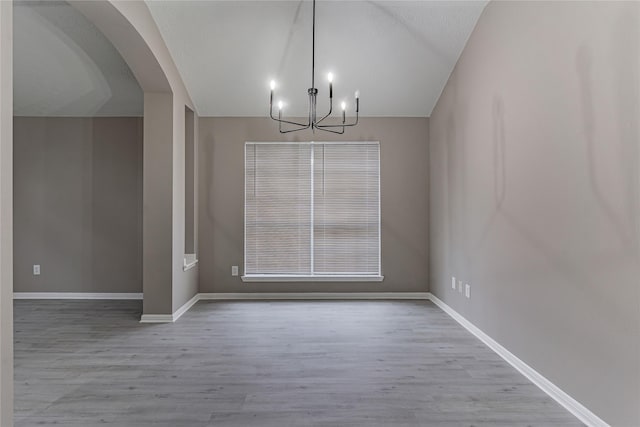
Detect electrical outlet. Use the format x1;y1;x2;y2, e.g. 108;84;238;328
451;276;456;290
231;265;239;276
458;280;463;293
465;284;470;298
33;264;40;276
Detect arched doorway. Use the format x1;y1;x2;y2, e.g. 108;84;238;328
1;1;199;424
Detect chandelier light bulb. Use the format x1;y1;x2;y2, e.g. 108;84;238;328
270;80;276;90
355;90;360;99
278;101;284;110
341;101;346;111
327;72;334;83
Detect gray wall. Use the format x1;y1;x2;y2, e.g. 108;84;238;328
429;1;640;425
0;1;13;424
143;93;173;313
199;117;429;293
14;117;143;294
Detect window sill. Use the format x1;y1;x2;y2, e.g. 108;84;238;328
183;254;198;271
241;275;384;283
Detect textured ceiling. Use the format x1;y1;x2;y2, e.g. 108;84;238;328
147;0;487;117
13;1;143;117
13;1;486;118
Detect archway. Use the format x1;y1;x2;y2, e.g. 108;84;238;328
1;1;199;424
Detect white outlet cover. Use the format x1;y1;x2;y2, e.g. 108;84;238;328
231;266;239;276
458;280;462;292
451;276;456;289
33;264;40;275
465;284;470;298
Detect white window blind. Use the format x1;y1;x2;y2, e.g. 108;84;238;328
245;143;312;275
244;142;381;280
313;144;380;275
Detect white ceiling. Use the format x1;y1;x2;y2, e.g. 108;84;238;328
13;1;143;117
13;1;486;118
147;0;487;117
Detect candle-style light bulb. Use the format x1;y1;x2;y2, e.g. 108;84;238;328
341;101;346;123
278;101;284;110
355;90;360;99
341;101;346;111
327;73;333;83
270;81;276;107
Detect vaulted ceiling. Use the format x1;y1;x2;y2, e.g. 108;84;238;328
147;1;487;117
13;0;143;117
13;0;487;118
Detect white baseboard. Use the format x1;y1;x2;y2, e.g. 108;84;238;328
427;293;609;427
139;293;199;324
139;314;173;323
199;292;430;300
171;293;199;322
13;292;143;300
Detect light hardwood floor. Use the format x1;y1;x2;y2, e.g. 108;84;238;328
14;300;584;426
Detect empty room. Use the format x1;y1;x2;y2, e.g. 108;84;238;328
0;1;638;426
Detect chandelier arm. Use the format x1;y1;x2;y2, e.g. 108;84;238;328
316;121;357;129
270;104;311;127
279;108;311;133
318;126;345;135
315;101;334;124
315;86;334;125
312;125;345;134
274;117;312;127
279;123;312;134
315;111;359;129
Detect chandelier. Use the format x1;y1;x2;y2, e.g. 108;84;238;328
269;0;359;134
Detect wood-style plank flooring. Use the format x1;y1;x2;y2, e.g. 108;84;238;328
14;300;584;426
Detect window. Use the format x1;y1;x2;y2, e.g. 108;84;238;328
183;106;197;270
243;141;382;281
